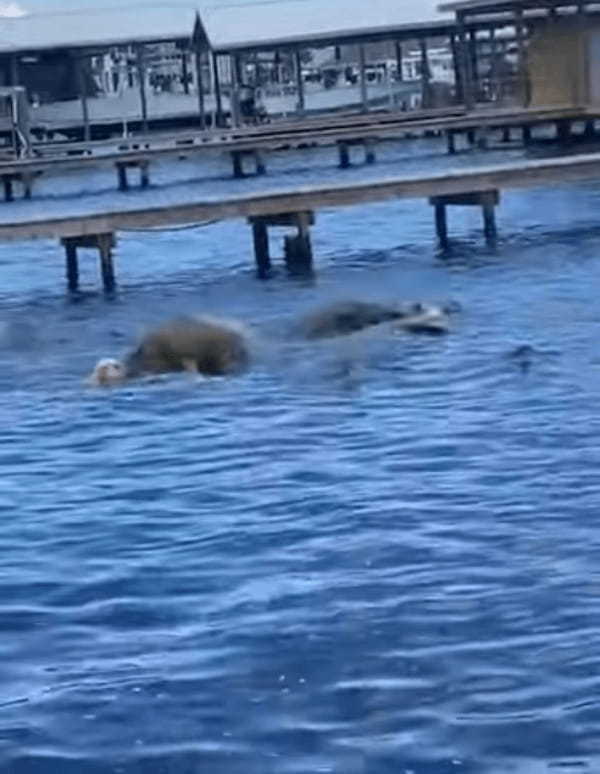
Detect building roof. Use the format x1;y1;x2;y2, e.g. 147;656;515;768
200;0;455;53
0;5;198;54
439;0;566;13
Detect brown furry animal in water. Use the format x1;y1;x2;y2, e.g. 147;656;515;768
298;300;449;340
88;316;249;386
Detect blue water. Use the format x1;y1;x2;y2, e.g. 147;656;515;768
2;141;600;774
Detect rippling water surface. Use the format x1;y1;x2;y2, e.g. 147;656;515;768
2;143;600;774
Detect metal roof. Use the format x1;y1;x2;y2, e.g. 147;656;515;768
200;0;455;53
439;0;557;12
0;5;198;53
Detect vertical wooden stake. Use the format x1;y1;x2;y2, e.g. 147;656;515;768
117;164;128;191
251;220;271;279
434;203;449;249
481;193;497;246
98;234;116;293
65;242;79;292
338;142;350;168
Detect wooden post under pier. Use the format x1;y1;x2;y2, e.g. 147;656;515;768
248;211;314;276
61;233;116;293
429;190;500;248
116;160;151;191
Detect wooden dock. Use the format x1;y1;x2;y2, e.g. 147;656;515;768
0;104;595;202
4;149;600;287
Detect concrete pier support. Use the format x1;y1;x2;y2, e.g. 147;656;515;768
248;211;314;276
60;232;116;293
429;190;500;248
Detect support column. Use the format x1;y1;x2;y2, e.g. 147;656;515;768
98;233;116;293
284;212;313;275
74;54;91;143
136;44;148;133
489;25;499;103
254;150;266;175
457;13;474;111
9;53;19;86
194;47;206;130
212;52;224;127
294;49;305;113
64;242;79;292
468;29;478;102
450;33;464;105
181;50;190;95
395;40;403;82
556;119;571;144
2;176;13;201
230;53;241;128
251;219;271;279
358;44;368;112
514;7;529;107
364;138;376;164
338;141;350;168
434;202;448;249
231;151;244;178
481;191;497;246
116;163;128;191
140;160;150;188
446;130;456;154
419;37;431;109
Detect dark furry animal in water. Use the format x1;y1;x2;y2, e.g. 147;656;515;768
298;300;450;340
88;316;249;386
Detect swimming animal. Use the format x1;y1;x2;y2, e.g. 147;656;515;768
298;300;450;340
88;316;250;386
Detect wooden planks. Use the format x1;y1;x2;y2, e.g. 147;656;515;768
3;149;600;242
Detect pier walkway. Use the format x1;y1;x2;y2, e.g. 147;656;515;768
1;104;594;203
3;148;600;289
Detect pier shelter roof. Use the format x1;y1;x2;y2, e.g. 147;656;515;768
199;0;456;54
0;6;199;54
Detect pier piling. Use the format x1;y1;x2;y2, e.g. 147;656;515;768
250;219;271;279
60;233;116;293
64;242;79;292
429;190;499;248
338;142;351;169
248;211;314;276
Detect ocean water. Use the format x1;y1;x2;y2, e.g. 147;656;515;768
2;141;600;774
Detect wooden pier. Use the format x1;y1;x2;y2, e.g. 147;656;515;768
3;149;600;290
0;104;595;201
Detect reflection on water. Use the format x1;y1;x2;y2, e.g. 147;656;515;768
1;163;600;774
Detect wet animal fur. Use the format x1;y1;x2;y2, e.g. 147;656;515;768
299;300;448;340
124;317;249;377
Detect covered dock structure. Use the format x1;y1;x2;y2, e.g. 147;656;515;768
440;0;600;121
0;5;204;144
198;0;460;126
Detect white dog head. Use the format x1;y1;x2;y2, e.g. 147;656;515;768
87;358;127;387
